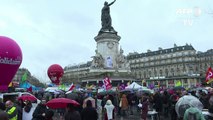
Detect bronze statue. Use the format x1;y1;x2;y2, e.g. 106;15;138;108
99;0;117;35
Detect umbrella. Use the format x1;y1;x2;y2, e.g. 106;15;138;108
136;88;154;97
173;86;185;91
66;93;79;100
83;97;95;108
46;98;80;109
119;89;133;93
18;95;37;102
175;95;203;118
98;90;116;95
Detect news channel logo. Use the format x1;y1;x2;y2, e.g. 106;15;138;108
176;6;202;26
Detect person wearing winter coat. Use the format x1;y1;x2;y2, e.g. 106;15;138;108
64;103;81;120
22;100;34;120
81;100;98;120
141;96;149;120
120;94;128;116
32;99;48;120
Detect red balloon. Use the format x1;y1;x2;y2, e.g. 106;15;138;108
0;36;22;91
47;64;64;85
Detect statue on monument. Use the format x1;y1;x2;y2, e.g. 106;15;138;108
99;0;117;35
116;47;126;68
91;50;104;68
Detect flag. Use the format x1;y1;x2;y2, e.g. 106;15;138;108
206;67;213;84
68;83;75;91
103;77;112;90
58;84;66;91
21;72;28;83
27;86;32;92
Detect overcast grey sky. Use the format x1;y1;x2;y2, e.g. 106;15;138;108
0;0;212;83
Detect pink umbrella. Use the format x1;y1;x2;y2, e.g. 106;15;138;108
46;98;80;109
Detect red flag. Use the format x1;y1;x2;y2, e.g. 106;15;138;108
206;67;213;84
103;77;112;90
27;86;32;92
68;83;75;91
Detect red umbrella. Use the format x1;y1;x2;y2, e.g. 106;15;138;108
18;95;37;101
46;98;80;109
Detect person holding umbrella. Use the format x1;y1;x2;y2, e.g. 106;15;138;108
22;100;34;120
64;103;81;120
81;100;98;120
32;99;48;120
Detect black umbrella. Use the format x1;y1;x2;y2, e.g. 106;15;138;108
173;86;185;91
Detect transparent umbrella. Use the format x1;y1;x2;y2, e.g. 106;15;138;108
136;87;154;97
175;95;203;118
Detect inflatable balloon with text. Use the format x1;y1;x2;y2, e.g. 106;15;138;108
0;36;22;91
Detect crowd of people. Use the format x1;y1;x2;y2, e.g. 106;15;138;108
0;86;213;120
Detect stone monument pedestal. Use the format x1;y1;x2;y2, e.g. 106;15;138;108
82;32;132;86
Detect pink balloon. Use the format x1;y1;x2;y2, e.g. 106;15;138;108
0;36;22;91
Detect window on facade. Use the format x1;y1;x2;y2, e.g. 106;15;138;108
177;68;180;76
167;59;171;63
173;59;176;63
149;71;152;77
160;69;163;76
185;51;189;55
185;58;189;62
171;68;174;76
162;60;165;64
144;71;146;78
162;55;165;59
154;69;157;77
167;54;171;58
191;51;195;55
165;69;169;76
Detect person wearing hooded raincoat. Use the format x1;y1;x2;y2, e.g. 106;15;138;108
183;107;205;120
104;100;114;120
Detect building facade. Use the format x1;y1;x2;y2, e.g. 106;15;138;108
127;44;213;88
63;44;213;88
12;68;45;87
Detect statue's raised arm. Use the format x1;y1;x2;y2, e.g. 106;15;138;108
108;0;116;6
99;0;117;35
